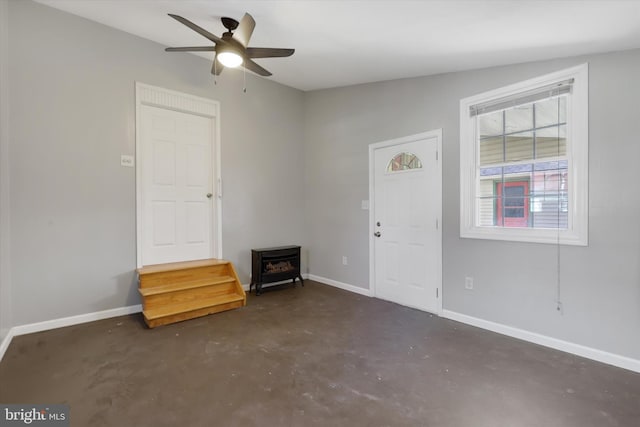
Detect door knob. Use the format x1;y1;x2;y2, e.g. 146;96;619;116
374;231;381;237
206;193;213;199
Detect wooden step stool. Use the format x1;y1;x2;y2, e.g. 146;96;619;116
137;258;246;328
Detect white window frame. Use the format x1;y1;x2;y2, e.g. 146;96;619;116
460;64;588;246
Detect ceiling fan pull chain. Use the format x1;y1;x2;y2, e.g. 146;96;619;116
214;54;217;85
243;65;247;93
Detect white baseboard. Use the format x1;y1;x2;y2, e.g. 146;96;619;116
0;328;14;363
441;309;640;373
11;304;142;337
307;274;373;297
0;304;142;362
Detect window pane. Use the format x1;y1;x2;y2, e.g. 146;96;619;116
479;172;500;227
387;152;422;172
505;104;533;133
478;110;503;137
546;170;567;192
479;176;496;197
531;169;568;193
505;131;534;162
503;163;533;177
476;197;496;226
530;167;568;229
504;207;525;218
535;125;566;158
504;185;525;199
536;96;566;128
533;160;567;172
530;194;568;228
479;136;503;166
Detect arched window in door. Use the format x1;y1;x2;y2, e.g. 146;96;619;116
387;152;422;172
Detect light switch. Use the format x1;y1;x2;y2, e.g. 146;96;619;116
361;200;369;210
121;155;134;167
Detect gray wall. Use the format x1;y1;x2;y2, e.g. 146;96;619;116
304;50;640;360
7;0;305;326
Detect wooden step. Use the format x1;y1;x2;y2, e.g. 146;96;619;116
137;258;230;275
142;281;237;311
137;258;246;328
143;294;245;328
138;261;233;289
138;275;236;297
144;293;245;319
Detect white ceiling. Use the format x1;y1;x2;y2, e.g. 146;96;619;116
35;0;640;91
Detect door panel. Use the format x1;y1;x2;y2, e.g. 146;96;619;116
152;201;176;246
153;140;176;185
185;201;207;243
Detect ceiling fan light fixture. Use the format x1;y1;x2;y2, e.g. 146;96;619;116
217;50;243;68
166;13;293;78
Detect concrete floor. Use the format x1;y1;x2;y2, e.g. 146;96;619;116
1;281;639;427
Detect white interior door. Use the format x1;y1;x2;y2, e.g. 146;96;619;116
372;132;441;313
139;105;215;266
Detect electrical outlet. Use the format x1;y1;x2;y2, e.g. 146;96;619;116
465;276;474;290
342;256;348;265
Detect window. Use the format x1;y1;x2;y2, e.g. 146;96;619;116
460;64;588;245
387;152;422;172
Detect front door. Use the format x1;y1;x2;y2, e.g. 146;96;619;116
496;181;529;227
139;104;215;266
372;132;441;313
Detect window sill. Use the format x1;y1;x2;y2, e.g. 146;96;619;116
460;226;587;246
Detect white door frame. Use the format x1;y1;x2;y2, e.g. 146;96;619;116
135;82;222;268
368;129;443;314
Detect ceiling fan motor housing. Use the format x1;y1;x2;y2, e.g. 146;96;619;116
221;17;239;31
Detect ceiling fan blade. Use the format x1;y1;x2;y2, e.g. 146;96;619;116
211;57;225;76
246;47;295;58
233;13;256;48
166;46;216;52
242;58;272;76
168;14;223;44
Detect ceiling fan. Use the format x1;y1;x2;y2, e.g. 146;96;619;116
165;13;294;77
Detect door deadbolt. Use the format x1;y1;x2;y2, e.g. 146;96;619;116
374;231;381;237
